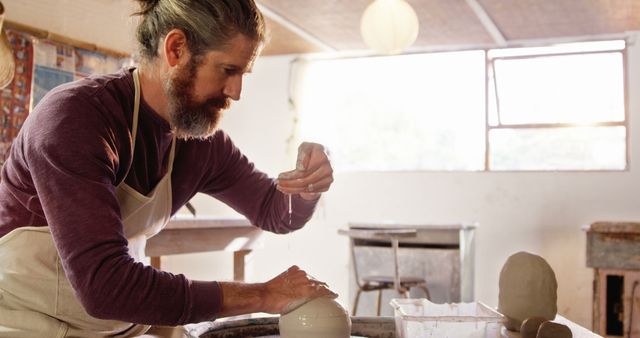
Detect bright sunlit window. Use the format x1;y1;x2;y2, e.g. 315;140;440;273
292;51;486;171
292;40;627;171
488;40;626;170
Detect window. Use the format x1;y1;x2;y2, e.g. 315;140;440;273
292;40;627;171
292;51;486;171
488;41;626;170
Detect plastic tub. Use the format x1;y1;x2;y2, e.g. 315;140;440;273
390;298;505;338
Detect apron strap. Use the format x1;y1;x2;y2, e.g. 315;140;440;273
167;134;177;175
126;68;177;177
131;69;141;153
121;68;142;180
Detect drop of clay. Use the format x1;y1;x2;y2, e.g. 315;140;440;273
279;297;351;338
498;251;558;331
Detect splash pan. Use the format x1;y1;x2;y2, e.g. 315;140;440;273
189;316;395;338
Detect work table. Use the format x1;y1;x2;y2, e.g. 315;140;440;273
145;216;262;281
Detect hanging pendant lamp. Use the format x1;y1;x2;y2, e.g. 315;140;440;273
360;0;420;55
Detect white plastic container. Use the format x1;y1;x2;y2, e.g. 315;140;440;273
390;298;505;338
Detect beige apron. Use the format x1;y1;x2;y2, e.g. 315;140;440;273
0;69;177;337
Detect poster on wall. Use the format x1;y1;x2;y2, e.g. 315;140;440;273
0;30;131;164
31;41;127;108
0;30;34;164
31;40;75;109
74;48;123;79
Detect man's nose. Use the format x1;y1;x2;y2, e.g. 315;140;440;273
223;75;242;101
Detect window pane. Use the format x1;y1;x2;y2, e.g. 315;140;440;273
490;126;626;170
293;51;486;171
494;52;624;124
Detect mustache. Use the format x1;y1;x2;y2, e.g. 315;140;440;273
203;96;230;111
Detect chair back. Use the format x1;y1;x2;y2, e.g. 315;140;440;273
338;227;417;291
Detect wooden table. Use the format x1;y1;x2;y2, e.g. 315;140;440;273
145;216;262;281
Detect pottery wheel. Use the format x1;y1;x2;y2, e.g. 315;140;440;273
192;316;395;338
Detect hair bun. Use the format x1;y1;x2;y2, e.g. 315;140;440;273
135;0;160;15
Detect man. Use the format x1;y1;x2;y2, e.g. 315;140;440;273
0;0;335;336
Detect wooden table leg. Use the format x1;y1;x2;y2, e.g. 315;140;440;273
233;249;252;282
151;256;161;269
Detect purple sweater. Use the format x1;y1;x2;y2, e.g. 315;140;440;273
0;68;318;325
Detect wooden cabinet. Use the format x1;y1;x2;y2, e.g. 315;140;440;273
585;222;640;338
592;269;640;338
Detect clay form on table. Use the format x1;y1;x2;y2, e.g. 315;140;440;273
520;317;548;338
498;251;558;331
279;297;351;338
536;321;572;338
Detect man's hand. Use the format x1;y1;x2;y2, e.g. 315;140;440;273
261;265;337;314
277;142;334;200
217;266;337;318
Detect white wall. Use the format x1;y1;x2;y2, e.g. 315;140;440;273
163;34;640;328
3;0;137;54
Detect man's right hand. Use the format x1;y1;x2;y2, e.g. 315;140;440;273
261;265;337;314
217;265;337;318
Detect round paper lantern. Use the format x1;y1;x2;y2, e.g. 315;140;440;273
360;0;419;55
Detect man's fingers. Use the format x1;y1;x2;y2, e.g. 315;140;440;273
296;149;308;171
269;266;338;314
277;175;333;194
277;142;333;196
278;169;306;180
296;142;317;171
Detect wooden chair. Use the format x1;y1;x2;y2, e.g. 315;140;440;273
338;228;431;316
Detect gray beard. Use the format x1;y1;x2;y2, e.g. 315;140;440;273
164;63;228;140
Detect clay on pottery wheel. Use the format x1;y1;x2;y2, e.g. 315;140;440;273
279;297;351;338
520;317;548;338
536;321;572;338
498;251;557;331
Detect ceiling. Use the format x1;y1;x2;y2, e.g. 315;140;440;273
2;0;639;57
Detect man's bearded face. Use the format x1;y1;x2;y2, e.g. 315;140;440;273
165;60;230;139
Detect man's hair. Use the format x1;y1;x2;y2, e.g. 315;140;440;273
133;0;266;61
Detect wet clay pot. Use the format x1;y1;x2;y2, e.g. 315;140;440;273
279;297;351;338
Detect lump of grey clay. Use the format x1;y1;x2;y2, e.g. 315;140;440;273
498;251;557;331
536;321;572;338
520;317;548;338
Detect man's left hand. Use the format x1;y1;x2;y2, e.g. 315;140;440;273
277;142;333;200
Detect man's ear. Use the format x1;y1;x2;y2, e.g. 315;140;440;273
163;29;189;67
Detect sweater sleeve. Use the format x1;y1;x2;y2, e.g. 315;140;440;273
197;131;319;234
23;85;220;325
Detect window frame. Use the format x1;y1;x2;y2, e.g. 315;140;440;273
483;44;629;172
